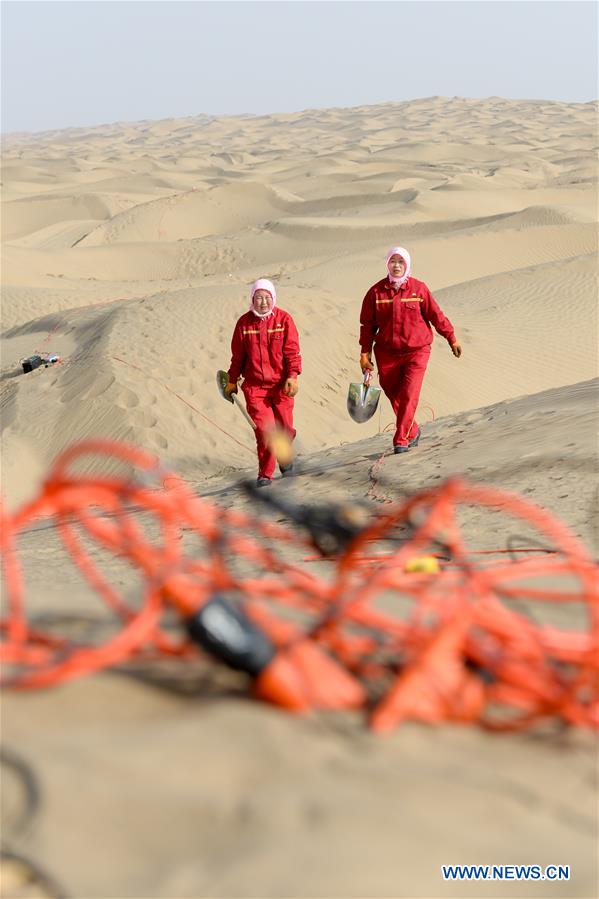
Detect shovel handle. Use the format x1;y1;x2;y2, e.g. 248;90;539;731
232;394;257;431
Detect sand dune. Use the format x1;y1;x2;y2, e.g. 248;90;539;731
1;194;119;241
1;96;598;898
1;240;596;513
77;182;296;246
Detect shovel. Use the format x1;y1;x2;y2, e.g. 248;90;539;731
216;370;256;431
347;370;381;423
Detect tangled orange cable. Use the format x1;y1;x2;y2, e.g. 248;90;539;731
1;439;597;732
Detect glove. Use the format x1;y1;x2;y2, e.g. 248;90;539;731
224;381;238;399
360;352;374;373
284;378;299;397
451;342;462;358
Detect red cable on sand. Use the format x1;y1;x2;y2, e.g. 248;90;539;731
1;439;597;732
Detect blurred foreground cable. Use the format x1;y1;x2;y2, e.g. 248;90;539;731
1;439;597;732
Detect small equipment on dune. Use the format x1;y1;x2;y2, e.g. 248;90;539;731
216;370;256;431
347;370;381;423
21;354;61;374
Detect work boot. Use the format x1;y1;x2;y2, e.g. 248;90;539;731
256;477;272;488
408;428;421;448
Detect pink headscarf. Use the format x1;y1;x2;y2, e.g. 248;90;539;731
386;246;411;288
250;278;277;318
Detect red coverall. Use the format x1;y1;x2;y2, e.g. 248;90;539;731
359;276;456;447
228;307;302;479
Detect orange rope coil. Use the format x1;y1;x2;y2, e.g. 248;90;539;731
1;439;597;732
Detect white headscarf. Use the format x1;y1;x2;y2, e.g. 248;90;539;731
386;246;411;288
250;278;277;318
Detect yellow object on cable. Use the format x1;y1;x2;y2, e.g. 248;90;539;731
404;556;440;574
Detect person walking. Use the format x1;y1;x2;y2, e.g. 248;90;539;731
226;279;302;485
359;247;461;453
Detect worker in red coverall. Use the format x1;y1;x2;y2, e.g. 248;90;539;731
359;246;462;454
225;278;302;486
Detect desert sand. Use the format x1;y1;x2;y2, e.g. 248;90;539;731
1;97;598;898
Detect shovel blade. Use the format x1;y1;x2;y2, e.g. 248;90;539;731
217;369;233;403
347;381;381;423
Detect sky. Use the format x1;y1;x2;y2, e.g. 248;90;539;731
1;1;597;134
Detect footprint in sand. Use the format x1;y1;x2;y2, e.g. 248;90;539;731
149;431;168;450
116;387;140;409
130;410;158;428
